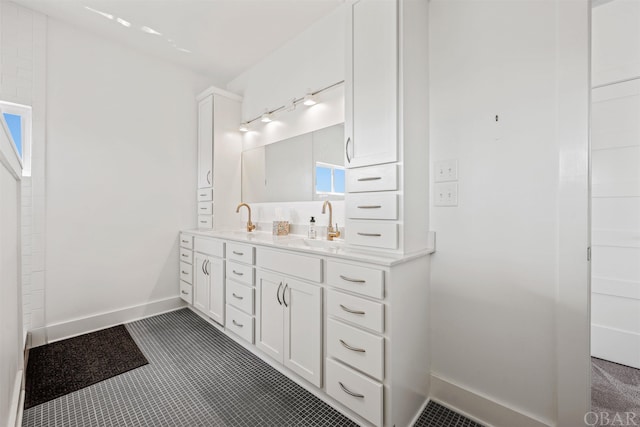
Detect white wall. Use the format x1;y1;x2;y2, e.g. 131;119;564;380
429;1;589;426
44;19;209;337
227;5;346;230
590;0;640;369
0;119;23;427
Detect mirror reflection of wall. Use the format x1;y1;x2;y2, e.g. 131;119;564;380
242;123;344;203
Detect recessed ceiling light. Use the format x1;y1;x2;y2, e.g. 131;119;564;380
116;18;131;27
84;6;113;20
141;26;162;36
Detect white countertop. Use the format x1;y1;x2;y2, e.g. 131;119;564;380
181;229;434;267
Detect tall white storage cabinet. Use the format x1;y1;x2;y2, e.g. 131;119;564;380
196;87;243;230
344;0;429;254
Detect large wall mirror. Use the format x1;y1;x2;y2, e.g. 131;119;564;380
241;123;345;203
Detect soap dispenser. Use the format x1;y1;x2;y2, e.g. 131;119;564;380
308;216;317;239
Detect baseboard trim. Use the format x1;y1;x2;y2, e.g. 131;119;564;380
429;374;552;427
408;397;430;426
44;296;187;344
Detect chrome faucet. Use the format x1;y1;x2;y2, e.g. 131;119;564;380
322;201;341;241
236;203;256;232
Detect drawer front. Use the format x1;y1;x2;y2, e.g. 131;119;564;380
227;242;255;265
327;290;384;334
327;261;384;300
326;358;383;427
347;164;397;193
179;234;193;249
179;281;193;305
226;280;254;315
198;215;213;229
256;248;323;283
194;237;224;258
197;188;213;202
179;261;193;284
346;193;398;220
227;260;255;286
226;304;254;344
327;319;384;381
198;202;213;215
179;247;193;264
345;221;398;250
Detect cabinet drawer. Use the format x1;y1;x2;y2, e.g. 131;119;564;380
226;304;254;344
179;261;193;284
326;358;383;427
198;202;213;215
256;248;323;283
179;248;193;264
227;261;254;286
346;193;398;220
327;290;384;333
347;164;397;193
179;234;193;249
327;319;384;381
345;221;398;250
226;280;254;315
179;281;193;305
194;237;224;258
227;242;255;265
327;261;384;299
197;188;213;202
198;215;213;229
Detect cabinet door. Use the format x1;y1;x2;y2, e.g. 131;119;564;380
284;279;322;387
206;257;225;325
256;271;284;364
347;0;397;168
193;254;209;314
198;95;214;189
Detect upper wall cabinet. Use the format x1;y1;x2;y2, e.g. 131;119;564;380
346;0;397;168
196;87;243;230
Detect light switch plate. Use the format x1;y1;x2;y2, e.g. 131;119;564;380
434;182;458;207
434;159;458;182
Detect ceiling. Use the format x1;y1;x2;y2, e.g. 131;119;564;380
15;0;343;86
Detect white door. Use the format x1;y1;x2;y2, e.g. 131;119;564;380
284;279;322;387
198;95;213;189
193;254;209;314
256;271;284;363
347;0;397;168
207;256;225;325
591;79;640;369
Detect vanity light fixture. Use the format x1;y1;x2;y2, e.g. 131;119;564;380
116;17;131;27
239;123;249;132
261;111;273;123
303;92;317;106
84;6;114;20
141;26;162;36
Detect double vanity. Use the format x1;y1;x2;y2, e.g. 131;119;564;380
178;228;433;427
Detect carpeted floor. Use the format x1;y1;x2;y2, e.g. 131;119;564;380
592;357;640;419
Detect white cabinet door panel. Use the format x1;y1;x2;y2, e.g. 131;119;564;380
207;257;225;325
256;271;285;364
198;96;214;189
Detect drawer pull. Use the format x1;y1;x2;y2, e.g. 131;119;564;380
232;320;244;328
181;270;189;275
232;270;244;276
200;220;207;224
181;240;189;244
232;251;244;256
357;176;381;182
232;293;244;300
357;232;382;237
339;382;364;398
357;205;382;209
339;275;366;283
181;290;188;295
339;304;365;315
199;207;207;210
340;339;366;353
181;254;188;257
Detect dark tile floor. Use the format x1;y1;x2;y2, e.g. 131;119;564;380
23;308;483;427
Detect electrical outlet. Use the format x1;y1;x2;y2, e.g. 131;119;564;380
434;159;458;182
434;182;458;207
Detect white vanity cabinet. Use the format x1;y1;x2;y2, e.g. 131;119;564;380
193;238;225;325
196;87;242;230
256;270;323;388
344;0;429;254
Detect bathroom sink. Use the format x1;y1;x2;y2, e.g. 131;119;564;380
287;238;345;250
216;230;301;243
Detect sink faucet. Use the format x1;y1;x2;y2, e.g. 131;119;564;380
236;203;256;232
322;201;341;241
